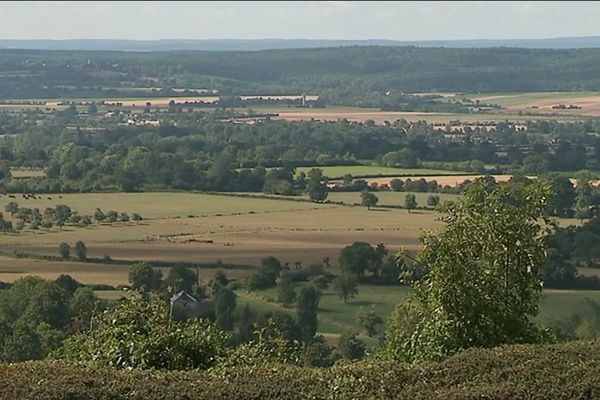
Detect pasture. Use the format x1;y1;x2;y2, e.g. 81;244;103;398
238;283;600;339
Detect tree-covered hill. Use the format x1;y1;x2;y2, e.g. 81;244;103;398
2;46;600;100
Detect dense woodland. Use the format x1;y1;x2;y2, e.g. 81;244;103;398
1;47;600;104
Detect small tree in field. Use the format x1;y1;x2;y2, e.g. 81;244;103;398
59;242;70;258
404;194;417;212
386;180;554;363
332;274;358;303
427;194;440;207
360;189;378;210
75;241;87;261
306;168;328;202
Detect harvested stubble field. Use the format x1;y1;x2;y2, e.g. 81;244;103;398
255;106;577;124
293;165;461;178
471;91;600;116
0;192;442;284
362;174;515;187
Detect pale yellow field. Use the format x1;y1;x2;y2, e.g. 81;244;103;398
471;92;600;117
257;107;577;124
0;256;253;286
0;192;333;220
363;174;516;187
0;203;441;269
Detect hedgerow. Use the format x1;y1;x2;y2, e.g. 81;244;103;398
2;340;600;399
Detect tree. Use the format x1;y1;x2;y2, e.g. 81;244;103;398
339;241;378;278
70;287;101;331
427;195;440;207
105;210;118;223
337;331;366;361
236;303;255;344
404;193;417;213
277;275;297;305
54;274;80;295
94;208;106;222
357;306;383;336
166;265;196;293
58;242;70;258
214;286;237;331
389;178;404;191
132;213;143;223
302;335;333;367
74;241;87;261
306;168;328;202
5;201;18;216
128;262;163;292
332;274;358;303
360;189;378;210
544;174;576;217
387;181;553;363
296;285;321;344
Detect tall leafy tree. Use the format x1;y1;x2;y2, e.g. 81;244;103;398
306;168;328;202
296;285;321;344
387;181;554;363
128;262;163;292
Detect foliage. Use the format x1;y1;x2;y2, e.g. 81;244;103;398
389;180;555;363
6;340;600;399
357;306;383;336
246;257;283;290
277;275;297;305
74;240;87;261
337;331;366;361
214;286;237;331
58;242;70;258
306;168;328;202
59;292;229;370
296;285;321;344
360;189;378;209
338;241;379;279
332;274;359;303
165;265;197;293
128;262;163;292
404;193;417;212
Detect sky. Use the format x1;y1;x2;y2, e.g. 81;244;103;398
1;1;600;41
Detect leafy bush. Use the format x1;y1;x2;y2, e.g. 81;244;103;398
58;292;229;370
4;340;600;399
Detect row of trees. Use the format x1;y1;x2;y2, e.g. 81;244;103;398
1;202;143;233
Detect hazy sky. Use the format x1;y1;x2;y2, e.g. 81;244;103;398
1;1;600;41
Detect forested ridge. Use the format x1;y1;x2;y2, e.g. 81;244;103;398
2;46;600;99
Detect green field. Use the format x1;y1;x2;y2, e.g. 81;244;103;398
294;165;464;178
326;191;458;207
240;283;600;339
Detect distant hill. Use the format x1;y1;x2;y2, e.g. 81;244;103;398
3;36;600;51
2;46;600;100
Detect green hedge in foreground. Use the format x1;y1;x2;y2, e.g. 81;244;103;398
2;340;600;399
